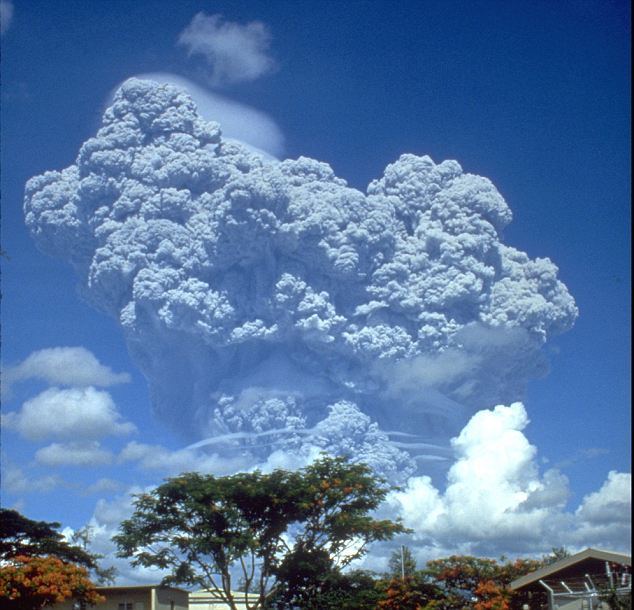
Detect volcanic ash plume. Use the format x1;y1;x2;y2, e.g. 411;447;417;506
24;79;577;478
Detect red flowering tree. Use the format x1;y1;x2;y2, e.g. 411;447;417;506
0;555;105;610
423;555;546;610
0;508;116;585
377;576;441;610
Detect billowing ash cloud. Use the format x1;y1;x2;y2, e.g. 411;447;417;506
24;79;577;480
112;73;285;159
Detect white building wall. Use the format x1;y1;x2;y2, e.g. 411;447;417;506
189;589;261;610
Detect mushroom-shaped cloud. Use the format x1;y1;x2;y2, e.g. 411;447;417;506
24;79;577;479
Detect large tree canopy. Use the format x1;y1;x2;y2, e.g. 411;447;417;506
114;456;406;610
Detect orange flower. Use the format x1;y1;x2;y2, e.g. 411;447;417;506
0;555;105;609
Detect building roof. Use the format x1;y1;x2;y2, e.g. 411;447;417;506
190;589;261;600
510;548;632;591
95;584;190;594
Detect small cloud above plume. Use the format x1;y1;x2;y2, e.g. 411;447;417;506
3;346;131;396
3;386;136;441
178;12;276;86
0;0;13;36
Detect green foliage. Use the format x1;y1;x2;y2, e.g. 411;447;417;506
422;555;547;610
271;569;383;610
0;509;96;568
70;526;117;585
376;575;442;610
387;545;417;579
0;509;117;587
316;570;384;610
114;456;406;610
423;555;501;609
541;546;571;565
600;584;632;609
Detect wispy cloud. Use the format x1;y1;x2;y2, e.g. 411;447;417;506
0;0;13;36
83;478;126;496
178;12;276;86
1;462;65;495
118;440;251;476
35;441;115;467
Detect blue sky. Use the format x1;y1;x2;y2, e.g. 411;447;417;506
1;0;630;577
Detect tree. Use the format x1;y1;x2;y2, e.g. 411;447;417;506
319;570;384;610
387;545;418;579
270;457;408;609
423;555;501;609
70;526;117;585
0;509;96;568
274;569;382;610
0;509;116;585
541;546;570;565
114;456;406;610
423;555;546;610
0;555;105;610
377;575;441;610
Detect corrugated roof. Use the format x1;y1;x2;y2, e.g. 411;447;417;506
190;589;260;600
95;584;190;594
510;548;631;590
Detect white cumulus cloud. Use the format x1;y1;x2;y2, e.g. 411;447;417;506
3;346;131;395
571;471;632;548
389;403;630;555
178;12;276;86
56;405;628;584
576;471;631;523
3;386;136;441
